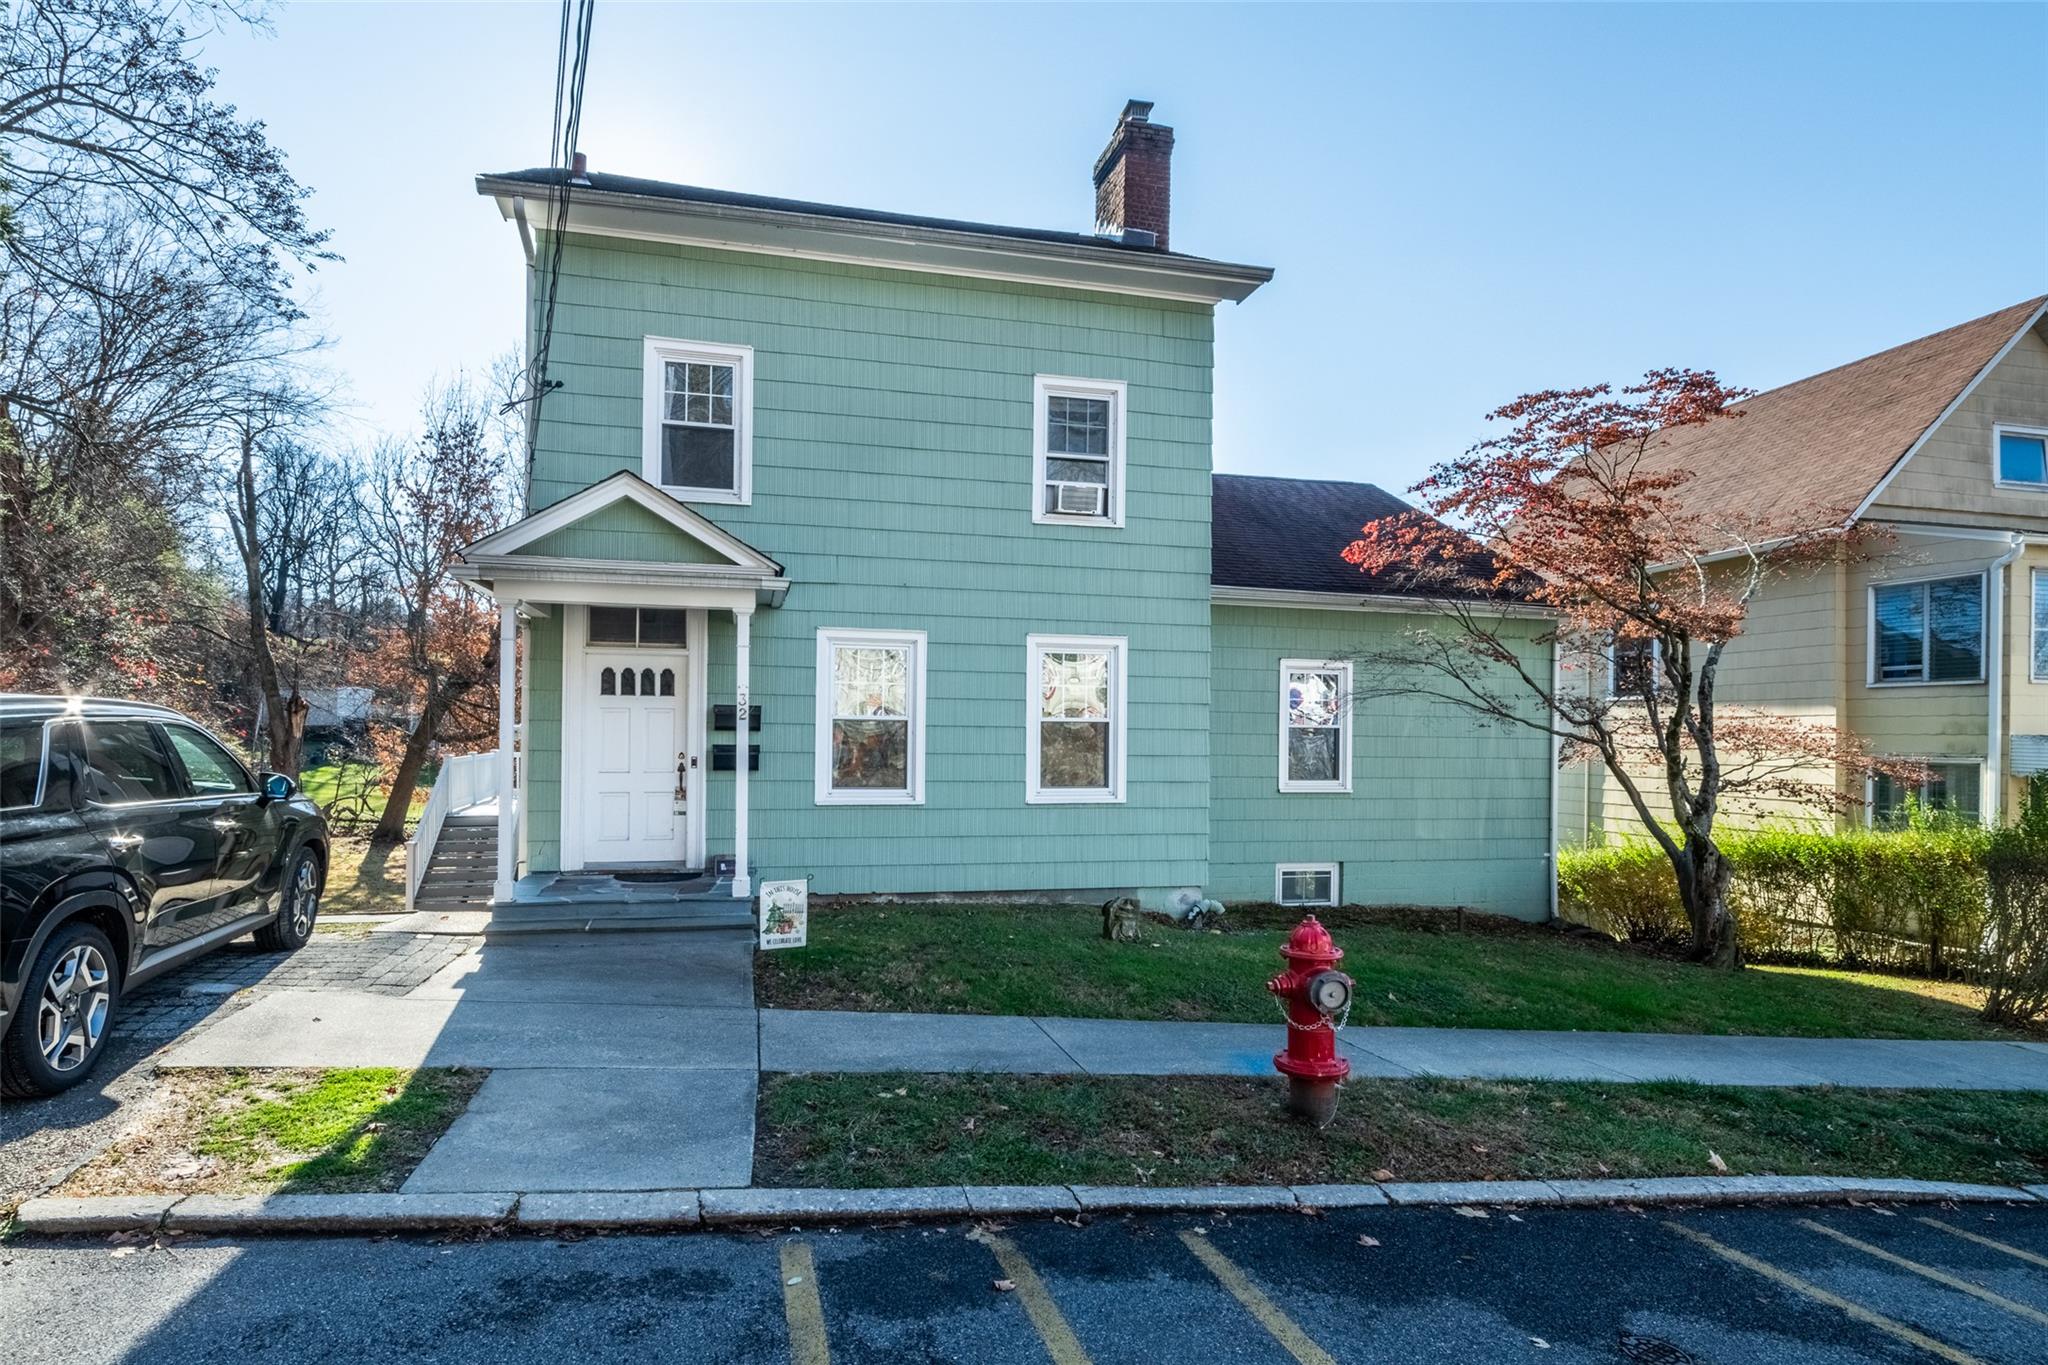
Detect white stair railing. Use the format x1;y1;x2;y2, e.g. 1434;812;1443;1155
404;750;500;911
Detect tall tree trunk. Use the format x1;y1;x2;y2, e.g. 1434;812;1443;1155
1674;835;1741;968
371;689;443;845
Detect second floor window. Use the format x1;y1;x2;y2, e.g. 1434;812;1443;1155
1872;574;1983;685
1996;425;2048;489
643;337;753;504
1033;376;1127;528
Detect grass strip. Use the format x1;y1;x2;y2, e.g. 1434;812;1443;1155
59;1067;483;1197
756;1072;2048;1190
755;904;2020;1041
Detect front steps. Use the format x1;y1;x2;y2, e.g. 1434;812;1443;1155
484;901;756;936
414;815;497;911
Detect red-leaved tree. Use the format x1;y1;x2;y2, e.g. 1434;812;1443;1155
1346;370;1902;968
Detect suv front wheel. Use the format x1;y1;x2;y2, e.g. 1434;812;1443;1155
3;921;120;1099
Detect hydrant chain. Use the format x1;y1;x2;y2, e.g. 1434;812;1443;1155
1267;915;1353;1127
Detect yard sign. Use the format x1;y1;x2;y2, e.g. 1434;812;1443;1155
758;878;808;949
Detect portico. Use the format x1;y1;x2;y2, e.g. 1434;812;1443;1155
451;472;788;906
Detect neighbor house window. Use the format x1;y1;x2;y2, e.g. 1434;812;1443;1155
1607;636;1662;698
1279;660;1352;792
1870;763;1983;827
1871;574;1984;684
2035;569;2048;683
1995;424;2048;489
588;607;687;647
1026;634;1127;803
1032;375;1127;528
815;628;925;804
1275;863;1340;907
643;337;753;503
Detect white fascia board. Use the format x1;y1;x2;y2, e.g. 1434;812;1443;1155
483;183;1273;306
1209;584;1558;619
453;556;787;609
461;471;782;574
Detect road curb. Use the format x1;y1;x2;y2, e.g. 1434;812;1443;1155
13;1177;2038;1237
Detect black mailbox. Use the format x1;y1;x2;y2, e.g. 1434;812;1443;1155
712;704;763;732
711;744;760;771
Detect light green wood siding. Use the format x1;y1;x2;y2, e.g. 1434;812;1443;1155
523;235;1214;895
522;610;563;873
1209;605;1554;920
518;499;735;564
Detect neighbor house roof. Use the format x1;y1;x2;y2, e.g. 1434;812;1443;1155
476;169;1273;304
1211;474;1508;602
1626;295;2048;533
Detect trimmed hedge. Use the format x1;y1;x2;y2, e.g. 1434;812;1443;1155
1558;828;1991;975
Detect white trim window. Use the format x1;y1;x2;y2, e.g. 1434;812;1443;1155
1606;636;1662;699
1031;375;1127;528
1278;659;1352;792
1275;863;1340;907
815;628;926;805
1026;634;1127;803
643;336;754;504
1870;573;1985;685
2034;568;2048;683
1994;423;2048;491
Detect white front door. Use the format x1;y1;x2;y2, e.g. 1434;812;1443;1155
582;652;686;864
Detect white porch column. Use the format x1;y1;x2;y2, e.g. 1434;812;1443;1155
494;599;518;903
732;606;753;899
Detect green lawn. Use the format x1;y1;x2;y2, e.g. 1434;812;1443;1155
757;1072;2048;1190
60;1068;482;1197
755;904;2022;1041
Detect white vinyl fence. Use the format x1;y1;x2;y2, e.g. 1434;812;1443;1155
404;750;499;910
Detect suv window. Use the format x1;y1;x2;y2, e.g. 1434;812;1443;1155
0;718;45;808
162;724;252;797
81;720;183;804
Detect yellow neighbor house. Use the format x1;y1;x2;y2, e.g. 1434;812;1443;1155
1561;295;2048;843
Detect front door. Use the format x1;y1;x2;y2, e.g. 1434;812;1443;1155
582;652;686;865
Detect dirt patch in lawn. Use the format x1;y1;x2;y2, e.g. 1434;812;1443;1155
57;1067;483;1197
757;1072;2048;1191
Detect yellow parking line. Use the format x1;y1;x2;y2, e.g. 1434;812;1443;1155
1800;1219;2048;1329
779;1240;831;1365
979;1232;1094;1365
1665;1222;1983;1365
1917;1217;2048;1271
1178;1230;1339;1365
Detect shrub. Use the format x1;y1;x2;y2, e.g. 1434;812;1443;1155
1558;826;1990;974
1983;779;2048;1025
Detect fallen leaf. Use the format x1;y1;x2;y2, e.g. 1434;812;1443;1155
786;1276;804;1287
1706;1149;1729;1174
1371;1168;1395;1183
1453;1206;1488;1219
1357;1235;1381;1247
109;1247;137;1259
991;1279;1016;1293
1530;1337;1551;1349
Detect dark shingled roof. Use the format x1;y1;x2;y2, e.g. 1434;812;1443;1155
1213;474;1495;600
484;168;1252;267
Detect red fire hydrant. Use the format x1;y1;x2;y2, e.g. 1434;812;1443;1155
1267;915;1354;1127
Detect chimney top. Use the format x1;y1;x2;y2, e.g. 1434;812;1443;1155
569;151;590;185
1093;99;1173;250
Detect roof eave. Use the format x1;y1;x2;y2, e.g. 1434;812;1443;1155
476;175;1273;305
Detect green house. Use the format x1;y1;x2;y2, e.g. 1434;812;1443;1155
453;102;1556;923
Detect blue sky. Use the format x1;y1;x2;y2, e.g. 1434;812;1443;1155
206;2;2047;497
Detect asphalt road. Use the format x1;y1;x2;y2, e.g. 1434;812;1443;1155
5;1203;2047;1364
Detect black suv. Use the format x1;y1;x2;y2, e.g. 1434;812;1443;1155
1;695;329;1097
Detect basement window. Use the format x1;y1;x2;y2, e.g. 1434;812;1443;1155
1275;863;1340;907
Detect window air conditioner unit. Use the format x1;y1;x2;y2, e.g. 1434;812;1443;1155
1051;482;1106;517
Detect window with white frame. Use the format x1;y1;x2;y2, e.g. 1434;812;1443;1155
1871;574;1984;684
1869;762;1982;827
815;629;925;804
643;337;752;503
1279;660;1352;792
1275;863;1340;907
1026;634;1126;802
1032;375;1126;527
1995;424;2048;490
2035;569;2048;683
1606;636;1661;698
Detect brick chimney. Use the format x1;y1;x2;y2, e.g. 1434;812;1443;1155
1093;99;1173;250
